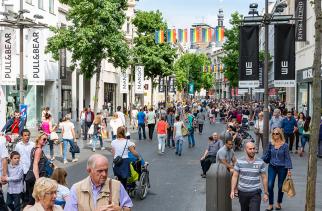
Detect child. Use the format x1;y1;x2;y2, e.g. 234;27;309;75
5;151;24;211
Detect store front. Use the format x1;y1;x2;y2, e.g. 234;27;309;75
296;68;322;117
104;83;116;116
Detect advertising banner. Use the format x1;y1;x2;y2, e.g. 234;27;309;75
119;71;128;94
0;87;6;129
274;24;296;87
159;77;165;93
189;82;194;95
168;77;176;93
135;66;144;94
1;29;17;85
27;29;45;85
295;0;306;41
239;26;259;88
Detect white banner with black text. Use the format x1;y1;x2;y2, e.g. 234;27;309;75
119;71;128;94
135;66;144;94
1;29;17;85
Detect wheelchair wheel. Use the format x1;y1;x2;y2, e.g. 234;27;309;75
137;171;149;200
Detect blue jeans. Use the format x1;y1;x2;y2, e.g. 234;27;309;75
301;134;310;151
268;165;288;205
175;136;183;154
138;123;146;140
92;134;99;149
188;128;195;146
63;139;76;161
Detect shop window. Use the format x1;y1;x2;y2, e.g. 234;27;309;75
49;0;54;14
26;0;32;4
38;0;44;9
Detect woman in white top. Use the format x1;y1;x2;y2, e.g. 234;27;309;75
51;168;70;208
147;107;156;140
254;112;264;153
109;113;124;140
173;115;186;156
111;126;140;188
60;114;78;164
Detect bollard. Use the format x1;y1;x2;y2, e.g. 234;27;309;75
206;163;232;211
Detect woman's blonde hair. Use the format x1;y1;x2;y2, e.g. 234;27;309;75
93;115;101;124
271;127;285;145
51;168;68;186
32;177;58;201
35;133;48;145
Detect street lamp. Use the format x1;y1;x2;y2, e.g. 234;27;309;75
242;1;297;151
0;3;46;105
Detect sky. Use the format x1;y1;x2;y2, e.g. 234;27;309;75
136;0;265;29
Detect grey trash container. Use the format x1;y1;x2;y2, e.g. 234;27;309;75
206;163;232;211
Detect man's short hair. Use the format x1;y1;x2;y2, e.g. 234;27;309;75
87;154;108;169
117;106;122;111
22;129;30;135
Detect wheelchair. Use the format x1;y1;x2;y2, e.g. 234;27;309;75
126;160;151;200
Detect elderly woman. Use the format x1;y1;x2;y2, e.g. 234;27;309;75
23;177;63;211
112;126;140;188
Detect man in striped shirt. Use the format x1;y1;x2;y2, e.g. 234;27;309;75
230;141;268;211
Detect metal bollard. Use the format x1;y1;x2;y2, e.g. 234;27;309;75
206;163;232;211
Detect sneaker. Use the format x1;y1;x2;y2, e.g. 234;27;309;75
178;153;181;156
175;152;178;155
92;148;96;152
101;147;105;150
63;160;68;164
72;158;78;162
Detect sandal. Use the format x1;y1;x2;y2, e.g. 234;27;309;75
265;208;273;211
275;206;282;210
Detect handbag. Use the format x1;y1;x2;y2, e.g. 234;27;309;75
69;143;80;153
113;140;128;167
45;160;55;177
87;124;94;135
50;132;59;140
182;127;189;137
254;120;260;135
282;176;296;197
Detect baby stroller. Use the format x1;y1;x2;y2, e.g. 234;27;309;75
241;115;249;130
238;128;255;148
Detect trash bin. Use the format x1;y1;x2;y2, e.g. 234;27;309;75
206;163;232;211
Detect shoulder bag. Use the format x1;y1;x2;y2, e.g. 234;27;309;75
254;120;260;135
113;140;128;167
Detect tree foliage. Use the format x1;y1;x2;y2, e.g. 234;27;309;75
221;12;242;88
46;0;130;112
132;11;177;80
174;53;213;92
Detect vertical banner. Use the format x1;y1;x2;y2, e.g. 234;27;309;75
19;104;27;124
135;66;144;94
168;77;176;93
274;24;295;87
256;62;264;93
0;87;6;129
1;29;17;85
239;26;259;88
159;77;165;93
27;29;45;85
295;0;306;41
188;82;194;95
119;71;128;94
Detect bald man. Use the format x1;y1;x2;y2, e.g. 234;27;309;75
231;142;268;211
64;154;132;211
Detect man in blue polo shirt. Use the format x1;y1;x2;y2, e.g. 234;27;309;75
137;108;146;140
281;111;297;152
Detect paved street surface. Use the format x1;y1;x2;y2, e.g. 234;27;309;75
3;120;321;211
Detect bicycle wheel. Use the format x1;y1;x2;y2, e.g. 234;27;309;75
138;171;149;200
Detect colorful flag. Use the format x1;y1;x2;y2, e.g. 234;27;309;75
202;28;207;42
190;28;195;43
221;27;225;42
196;27;201;42
172;29;177;43
167;29;172;43
155;30;164;44
183;29;188;43
208;28;213;42
216;27;220;42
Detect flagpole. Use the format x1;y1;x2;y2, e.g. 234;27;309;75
19;0;24;104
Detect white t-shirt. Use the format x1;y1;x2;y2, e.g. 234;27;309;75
14;141;35;174
174;121;184;137
116;111;126;126
111;139;135;159
56;184;70;201
110;118;123;135
60;121;75;139
0;140;9;177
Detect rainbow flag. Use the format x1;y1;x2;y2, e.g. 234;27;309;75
202;28;207;42
217;63;220;72
216;27;225;42
178;29;188;43
178;29;183;43
208;28;213;42
172;29;177;43
155;30;164;44
190;28;195;43
183;29;188;43
211;64;215;73
167;29;177;43
196;27;201;42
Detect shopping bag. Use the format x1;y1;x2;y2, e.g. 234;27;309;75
88;124;94;135
182;127;189;137
102;129;109;139
282;176;296;197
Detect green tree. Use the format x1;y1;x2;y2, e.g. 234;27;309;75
46;0;130;113
221;12;243;88
132;10;177;105
174;53;213;93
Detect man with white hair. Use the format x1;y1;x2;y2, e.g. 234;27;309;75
231;141;268;211
269;109;283;132
64;154;132;211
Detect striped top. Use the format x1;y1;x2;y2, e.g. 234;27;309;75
234;156;266;192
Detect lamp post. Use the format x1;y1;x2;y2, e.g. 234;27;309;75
242;1;292;149
0;1;46;105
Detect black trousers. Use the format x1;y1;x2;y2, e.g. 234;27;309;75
200;155;216;174
0;190;9;211
148;124;155;140
295;132;300;150
198;124;204;134
167;127;175;147
84;121;92;140
284;133;295;151
26;180;35;205
238;190;261;211
6;193;21;211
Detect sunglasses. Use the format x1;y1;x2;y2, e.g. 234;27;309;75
42;138;48;141
273;133;280;135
